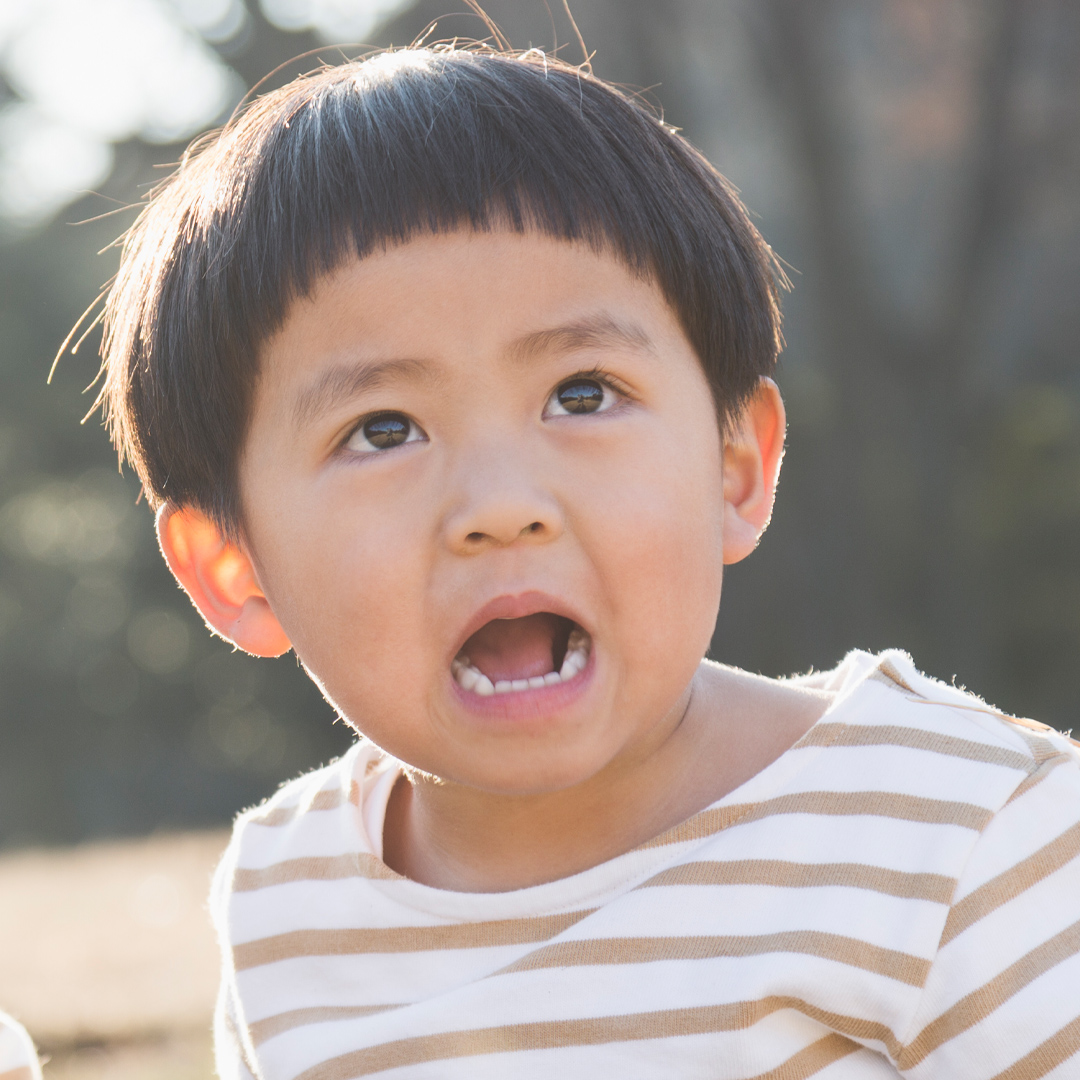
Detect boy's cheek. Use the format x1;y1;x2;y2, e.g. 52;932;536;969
588;448;725;581
247;527;426;686
277;556;428;670
605;526;722;673
239;478;447;705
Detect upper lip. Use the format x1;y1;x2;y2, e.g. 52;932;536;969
449;590;589;665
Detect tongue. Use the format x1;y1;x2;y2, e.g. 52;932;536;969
462;613;566;682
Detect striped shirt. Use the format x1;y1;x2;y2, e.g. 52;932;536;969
0;1012;41;1080
211;650;1080;1079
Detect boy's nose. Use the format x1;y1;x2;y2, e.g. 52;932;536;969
443;468;564;555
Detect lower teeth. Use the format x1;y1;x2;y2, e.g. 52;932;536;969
452;632;591;695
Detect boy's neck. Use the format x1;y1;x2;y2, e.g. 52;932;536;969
381;662;833;893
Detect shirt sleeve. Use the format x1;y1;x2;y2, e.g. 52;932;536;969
897;735;1080;1079
0;1011;42;1080
214;982;261;1080
209;820;263;1080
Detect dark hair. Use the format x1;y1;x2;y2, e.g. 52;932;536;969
93;46;784;534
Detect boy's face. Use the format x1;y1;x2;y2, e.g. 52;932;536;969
195;231;765;795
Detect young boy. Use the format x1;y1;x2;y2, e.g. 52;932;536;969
38;46;1080;1079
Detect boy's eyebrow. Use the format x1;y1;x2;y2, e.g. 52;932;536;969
292;356;437;429
507;314;656;363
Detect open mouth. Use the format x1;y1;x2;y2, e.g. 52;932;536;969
452;613;592;696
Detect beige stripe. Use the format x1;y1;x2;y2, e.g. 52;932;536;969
801;723;1034;773
909;696;1061;742
900;918;1080;1068
756;996;900;1060
1005;752;1074;806
1013;728;1065;766
250;787;347;826
1005;714;1059;738
746;1033;861;1080
233;909;594;971
493;930;930;987
641;858;956;903
870;658;920;694
940;821;1080;946
235;854;958;901
251;1004;399;1046
989;1015;1080;1080
0;1068;37;1080
291;1002;868;1080
258;994;903;1059
234;853;401;891
640;791;993;851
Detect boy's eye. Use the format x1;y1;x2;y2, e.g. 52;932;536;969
545;378;611;417
345;412;426;454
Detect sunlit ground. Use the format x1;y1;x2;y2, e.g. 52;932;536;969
0;831;227;1079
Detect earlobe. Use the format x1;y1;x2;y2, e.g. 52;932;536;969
721;377;786;565
156;504;293;658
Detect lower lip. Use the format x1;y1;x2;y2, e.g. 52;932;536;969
449;651;595;722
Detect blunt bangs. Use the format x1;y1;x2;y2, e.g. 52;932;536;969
97;46;784;533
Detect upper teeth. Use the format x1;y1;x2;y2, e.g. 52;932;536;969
452;628;591;695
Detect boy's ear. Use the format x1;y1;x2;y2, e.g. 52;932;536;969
156;504;293;658
721;377;786;565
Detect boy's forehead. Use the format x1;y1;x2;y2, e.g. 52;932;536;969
267;230;675;366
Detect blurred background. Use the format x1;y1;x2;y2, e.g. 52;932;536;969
0;0;1078;1075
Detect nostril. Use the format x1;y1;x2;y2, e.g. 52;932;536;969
460;521;549;548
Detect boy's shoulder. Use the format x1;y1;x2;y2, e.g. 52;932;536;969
211;738;400;907
728;648;1080;857
799;647;1077;774
239;738;377;825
